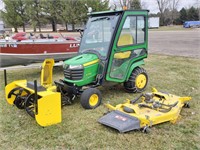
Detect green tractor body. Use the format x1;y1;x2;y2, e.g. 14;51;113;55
55;10;149;109
63;53;99;86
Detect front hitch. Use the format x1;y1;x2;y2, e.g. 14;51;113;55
54;80;79;105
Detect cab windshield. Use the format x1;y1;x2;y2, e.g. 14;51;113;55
79;14;119;59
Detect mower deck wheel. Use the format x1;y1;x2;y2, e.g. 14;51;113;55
143;126;151;133
80;88;102;109
183;102;190;108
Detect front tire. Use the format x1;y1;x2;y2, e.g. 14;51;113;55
124;67;148;93
80;88;102;109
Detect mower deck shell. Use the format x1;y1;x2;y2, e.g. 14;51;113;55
99;89;191;133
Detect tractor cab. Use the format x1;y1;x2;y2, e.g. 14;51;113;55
55;10;149;109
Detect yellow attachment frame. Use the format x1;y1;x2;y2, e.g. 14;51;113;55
35;92;61;126
105;88;192;128
5;59;62;127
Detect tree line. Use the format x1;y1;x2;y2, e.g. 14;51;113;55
151;6;200;26
153;0;199;26
0;0;199;32
0;0;109;32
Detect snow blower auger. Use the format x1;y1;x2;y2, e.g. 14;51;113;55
98;88;191;133
4;59;61;127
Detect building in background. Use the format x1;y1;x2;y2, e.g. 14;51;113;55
0;20;5;34
148;17;160;28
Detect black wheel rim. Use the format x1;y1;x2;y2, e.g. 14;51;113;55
9;87;30;109
25;94;36;118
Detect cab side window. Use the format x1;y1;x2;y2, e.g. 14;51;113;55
117;16;136;46
137;16;145;43
117;15;145;46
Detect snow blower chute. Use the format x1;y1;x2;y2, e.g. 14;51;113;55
98;88;191;133
5;59;61;126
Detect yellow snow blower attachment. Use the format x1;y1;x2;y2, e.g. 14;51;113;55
99;88;191;133
5;59;61;127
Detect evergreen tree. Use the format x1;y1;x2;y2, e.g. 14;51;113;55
130;0;141;9
26;0;47;32
59;0;109;31
1;0;23;32
187;6;199;21
41;0;62;32
179;8;187;23
14;0;29;32
79;0;109;24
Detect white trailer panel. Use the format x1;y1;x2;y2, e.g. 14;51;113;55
148;17;160;28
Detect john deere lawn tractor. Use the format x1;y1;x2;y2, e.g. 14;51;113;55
55;9;149;109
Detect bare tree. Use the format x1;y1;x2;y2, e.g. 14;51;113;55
141;1;148;10
169;0;180;25
155;0;169;25
118;0;129;9
114;0;141;10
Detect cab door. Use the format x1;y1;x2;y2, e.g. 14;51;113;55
106;11;148;82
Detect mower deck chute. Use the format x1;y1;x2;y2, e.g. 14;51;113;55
5;59;62;127
99;88;191;133
99;110;141;133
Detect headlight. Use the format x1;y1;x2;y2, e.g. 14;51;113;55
69;65;83;69
63;63;69;69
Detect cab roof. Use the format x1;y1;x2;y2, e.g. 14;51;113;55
88;9;149;17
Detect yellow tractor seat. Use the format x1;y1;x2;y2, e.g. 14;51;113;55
115;34;134;59
117;33;134;46
114;51;131;59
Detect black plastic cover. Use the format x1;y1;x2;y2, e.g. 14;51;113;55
98;110;141;133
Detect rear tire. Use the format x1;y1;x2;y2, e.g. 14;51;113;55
124;67;148;93
80;88;102;109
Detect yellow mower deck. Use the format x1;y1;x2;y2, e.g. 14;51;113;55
5;59;61;127
99;88;191;133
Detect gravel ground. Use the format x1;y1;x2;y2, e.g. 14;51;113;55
149;29;200;58
64;29;200;58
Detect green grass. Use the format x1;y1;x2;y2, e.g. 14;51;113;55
0;54;200;150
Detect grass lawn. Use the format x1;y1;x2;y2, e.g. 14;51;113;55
0;54;199;150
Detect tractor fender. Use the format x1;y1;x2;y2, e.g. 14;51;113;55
126;60;145;81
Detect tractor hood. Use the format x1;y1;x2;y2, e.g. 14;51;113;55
63;53;99;86
64;53;99;66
